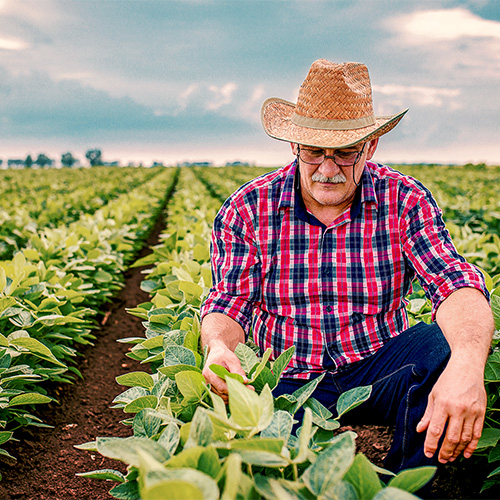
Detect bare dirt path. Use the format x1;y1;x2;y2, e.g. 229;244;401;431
0;216;165;500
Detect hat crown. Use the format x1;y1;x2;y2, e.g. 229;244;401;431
295;60;374;122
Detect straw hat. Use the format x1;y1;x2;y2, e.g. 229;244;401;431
261;59;408;149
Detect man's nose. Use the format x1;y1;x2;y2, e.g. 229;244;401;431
319;157;341;175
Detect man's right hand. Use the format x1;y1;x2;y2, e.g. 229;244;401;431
202;339;248;402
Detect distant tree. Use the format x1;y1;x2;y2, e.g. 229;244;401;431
85;148;102;167
25;155;33;168
35;153;52;168
61;152;77;168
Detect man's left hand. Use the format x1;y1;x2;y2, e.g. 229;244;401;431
416;358;486;463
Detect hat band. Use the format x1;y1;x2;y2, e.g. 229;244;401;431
291;112;376;131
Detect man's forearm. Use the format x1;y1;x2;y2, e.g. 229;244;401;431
435;287;494;365
201;312;246;352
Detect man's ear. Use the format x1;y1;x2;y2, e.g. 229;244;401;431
290;143;298;155
366;138;379;160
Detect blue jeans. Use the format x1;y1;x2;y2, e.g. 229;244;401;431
273;322;451;473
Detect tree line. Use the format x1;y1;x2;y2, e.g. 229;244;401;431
1;149;103;168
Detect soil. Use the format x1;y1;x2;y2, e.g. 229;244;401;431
0;214;496;499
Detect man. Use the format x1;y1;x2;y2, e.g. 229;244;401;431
200;59;494;473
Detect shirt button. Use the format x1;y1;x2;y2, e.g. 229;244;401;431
323;268;331;276
326;305;333;313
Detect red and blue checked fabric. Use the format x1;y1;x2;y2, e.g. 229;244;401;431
201;160;489;379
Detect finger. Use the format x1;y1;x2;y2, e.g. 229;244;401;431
449;420;474;461
443;418;475;462
464;414;485;459
417;398;434;433
423;408;448;459
202;366;229;396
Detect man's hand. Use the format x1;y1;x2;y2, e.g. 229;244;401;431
416;358;486;463
201;313;248;402
202;339;248;402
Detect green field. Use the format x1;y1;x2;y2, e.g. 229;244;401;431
1;164;499;498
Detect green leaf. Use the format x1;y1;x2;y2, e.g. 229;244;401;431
220;453;242;500
302;432;356;496
116;371;155;391
123;395;158;413
490;293;500;330
133;409;163;438
270;346;295;385
157;422;180;458
140;453;221;500
165;446;221;479
388;466;436;493
293;407;313;464
0;431;13;446
261;410;293;444
142;480;204;500
9;393;52;406
303;398;340;431
477;427;500;450
234;343;260;374
9;337;67;367
76;469;125;482
185;408;214;448
209;364;245;384
236;449;289;467
372;487;420;499
288;373;325;415
344;453;383;500
227;378;273;435
230;437;284;454
249;348;272;381
158;364;202;378
109;480;140;500
96;436;170;467
178;280;204;300
485;351;500;382
175;370;207;404
336;385;372;418
163;345;196;367
324;480;358;500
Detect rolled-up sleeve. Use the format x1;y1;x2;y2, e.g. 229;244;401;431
400;187;489;320
200;197;262;337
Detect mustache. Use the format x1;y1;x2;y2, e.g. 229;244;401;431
311;172;347;184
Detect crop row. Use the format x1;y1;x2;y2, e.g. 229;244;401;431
78;167;433;499
0;166;162;260
0;167;179;475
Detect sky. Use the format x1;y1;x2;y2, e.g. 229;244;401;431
0;0;499;167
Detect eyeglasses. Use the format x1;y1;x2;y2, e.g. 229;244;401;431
297;143;366;167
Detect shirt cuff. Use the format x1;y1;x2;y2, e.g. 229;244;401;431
431;270;490;321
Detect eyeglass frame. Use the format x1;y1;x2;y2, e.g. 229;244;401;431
296;143;366;168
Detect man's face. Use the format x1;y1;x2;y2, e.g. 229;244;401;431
292;139;378;214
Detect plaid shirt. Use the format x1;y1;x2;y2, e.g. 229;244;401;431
201;160;488;379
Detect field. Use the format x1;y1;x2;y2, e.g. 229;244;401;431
0;163;499;499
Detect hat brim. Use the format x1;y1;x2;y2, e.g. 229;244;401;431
261;97;408;149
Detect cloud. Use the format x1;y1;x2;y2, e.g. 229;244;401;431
206;82;237;111
401;7;500;41
385;6;500;83
373;84;461;110
0;37;28;50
